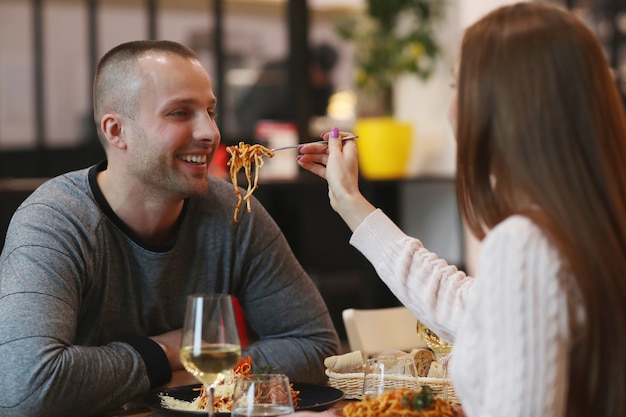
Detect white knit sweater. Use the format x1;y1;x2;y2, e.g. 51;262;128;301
350;210;581;417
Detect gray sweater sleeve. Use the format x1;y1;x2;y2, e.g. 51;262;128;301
0;207;152;416
224;193;341;384
237;229;341;384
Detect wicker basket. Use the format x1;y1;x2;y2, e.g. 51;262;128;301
325;369;459;404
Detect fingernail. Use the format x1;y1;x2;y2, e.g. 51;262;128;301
297;145;303;153
331;127;339;139
296;154;302;161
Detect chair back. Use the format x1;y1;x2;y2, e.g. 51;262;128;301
342;306;427;360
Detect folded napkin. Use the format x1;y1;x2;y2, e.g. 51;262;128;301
324;351;364;373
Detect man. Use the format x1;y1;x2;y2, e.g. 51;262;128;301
0;40;339;417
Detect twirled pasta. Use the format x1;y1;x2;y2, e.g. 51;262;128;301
225;142;275;223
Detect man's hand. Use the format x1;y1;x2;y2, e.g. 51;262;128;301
150;329;183;370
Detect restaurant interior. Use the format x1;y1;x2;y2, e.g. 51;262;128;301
0;0;624;343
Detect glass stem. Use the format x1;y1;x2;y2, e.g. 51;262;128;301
439;354;450;400
207;385;215;417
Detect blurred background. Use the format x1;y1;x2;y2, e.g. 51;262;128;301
0;0;623;158
1;0;624;340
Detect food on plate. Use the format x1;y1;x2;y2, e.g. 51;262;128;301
159;356;301;412
343;387;456;417
225;142;275;223
324;350;364;373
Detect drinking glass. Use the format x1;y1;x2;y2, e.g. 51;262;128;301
181;294;242;417
416;321;452;398
362;357;419;399
231;374;295;417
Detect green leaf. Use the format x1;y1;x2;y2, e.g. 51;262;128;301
400;386;434;411
257;364;278;374
334;0;446;90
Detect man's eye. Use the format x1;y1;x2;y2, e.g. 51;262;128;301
170;110;190;117
208;110;218;119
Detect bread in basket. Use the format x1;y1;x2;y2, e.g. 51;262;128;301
324;350;458;404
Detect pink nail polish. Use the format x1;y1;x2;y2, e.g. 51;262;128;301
331;127;339;138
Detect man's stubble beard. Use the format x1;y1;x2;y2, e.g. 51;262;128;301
128;126;208;200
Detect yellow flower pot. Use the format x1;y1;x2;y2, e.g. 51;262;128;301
354;117;412;179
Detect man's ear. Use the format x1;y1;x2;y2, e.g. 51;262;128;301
100;113;128;150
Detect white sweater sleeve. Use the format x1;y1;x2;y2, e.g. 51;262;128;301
349;209;474;343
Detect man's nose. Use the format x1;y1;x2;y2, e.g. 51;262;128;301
194;112;220;144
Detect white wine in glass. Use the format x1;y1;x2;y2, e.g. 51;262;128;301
181;294;242;417
416;321;452;398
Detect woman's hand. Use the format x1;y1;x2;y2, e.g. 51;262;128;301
297;128;376;231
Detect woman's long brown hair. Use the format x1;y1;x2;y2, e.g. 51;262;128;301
455;3;626;416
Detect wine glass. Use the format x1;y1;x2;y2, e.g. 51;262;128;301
416;321;452;398
181;294;242;417
362;356;419;399
231;374;295;417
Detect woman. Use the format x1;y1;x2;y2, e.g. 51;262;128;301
297;3;626;417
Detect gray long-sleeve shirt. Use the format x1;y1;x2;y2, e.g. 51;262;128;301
0;163;340;417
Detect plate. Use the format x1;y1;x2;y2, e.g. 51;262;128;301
145;382;344;416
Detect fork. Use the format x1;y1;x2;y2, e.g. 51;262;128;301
270;135;359;152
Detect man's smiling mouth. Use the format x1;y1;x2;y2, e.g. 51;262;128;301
178;154;207;165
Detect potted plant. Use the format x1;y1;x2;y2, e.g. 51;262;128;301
335;0;446;178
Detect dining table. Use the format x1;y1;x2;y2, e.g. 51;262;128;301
100;383;463;417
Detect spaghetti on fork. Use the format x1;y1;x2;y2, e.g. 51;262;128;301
225;142;275;223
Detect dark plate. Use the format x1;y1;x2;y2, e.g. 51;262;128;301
145;382;344;416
